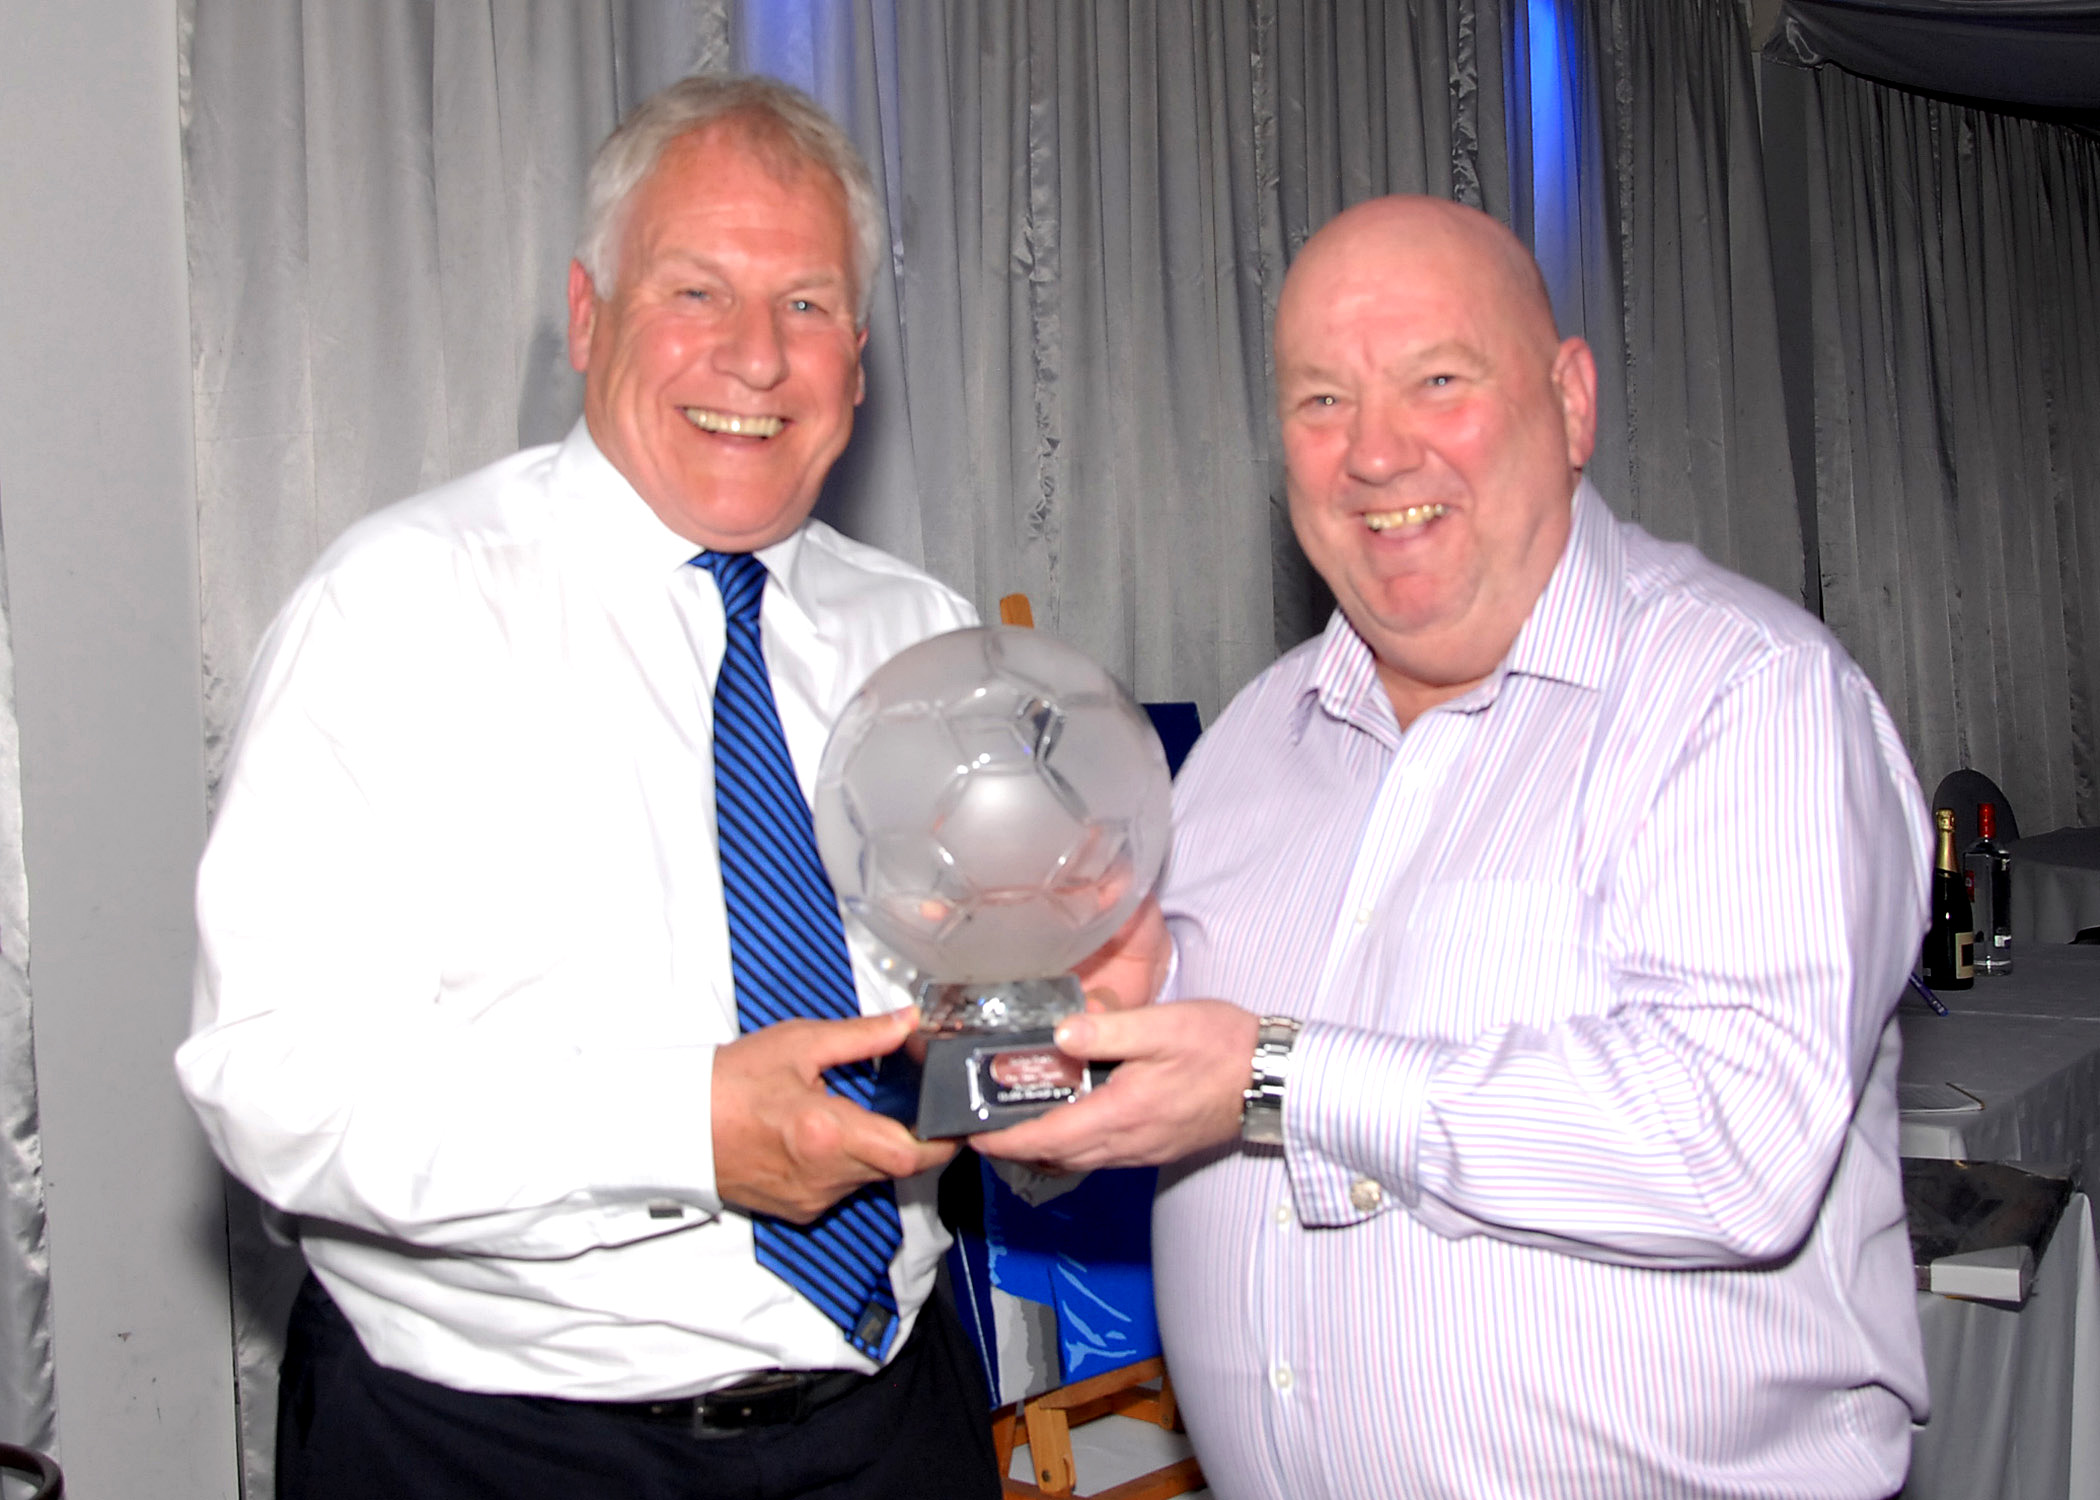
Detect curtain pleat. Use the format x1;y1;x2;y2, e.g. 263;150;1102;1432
887;0;1290;712
0;511;54;1463
1800;61;2100;832
1517;0;1804;605
880;0;1506;697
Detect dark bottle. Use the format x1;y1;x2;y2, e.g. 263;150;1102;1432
1923;808;1975;990
1964;802;2013;975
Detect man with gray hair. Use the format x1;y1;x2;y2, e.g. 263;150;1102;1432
178;75;1000;1500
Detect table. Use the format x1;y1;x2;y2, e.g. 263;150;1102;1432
1902;1194;2100;1500
2011;827;2100;945
1897;944;2100;1500
1898;943;2100;1178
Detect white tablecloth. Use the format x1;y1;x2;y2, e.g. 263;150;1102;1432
1902;1195;2100;1500
1898;944;2100;1499
1898;944;2100;1179
2011;828;2100;946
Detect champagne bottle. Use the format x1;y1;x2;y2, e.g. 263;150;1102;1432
1923;808;1975;990
1964;802;2013;975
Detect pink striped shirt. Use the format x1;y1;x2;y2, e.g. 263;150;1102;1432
1156;482;1930;1498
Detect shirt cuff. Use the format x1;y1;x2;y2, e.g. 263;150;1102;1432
1157;944;1183;1006
1284;1019;1448;1228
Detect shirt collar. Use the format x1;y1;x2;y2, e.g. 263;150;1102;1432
1295;477;1621;740
1501;477;1622;693
1301;613;1401;746
549;418;822;627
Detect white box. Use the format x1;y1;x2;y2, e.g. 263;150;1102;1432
1929;1243;2036;1303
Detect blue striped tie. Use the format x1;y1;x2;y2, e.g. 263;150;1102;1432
694;550;901;1361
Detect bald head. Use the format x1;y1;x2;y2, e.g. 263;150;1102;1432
1279;196;1563;370
1272;194;1598;725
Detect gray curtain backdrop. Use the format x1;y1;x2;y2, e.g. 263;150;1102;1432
183;0;735;795
180;0;1504;1491
0;506;54;1464
1791;59;2100;834
879;0;1511;695
1513;0;1804;605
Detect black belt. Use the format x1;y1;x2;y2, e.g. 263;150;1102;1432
575;1366;874;1437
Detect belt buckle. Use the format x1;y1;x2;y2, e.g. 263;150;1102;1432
694;1370;809;1435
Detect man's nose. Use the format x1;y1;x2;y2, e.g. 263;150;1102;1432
1345;399;1424;484
714;300;789;388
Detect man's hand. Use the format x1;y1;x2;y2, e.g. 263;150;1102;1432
1074;894;1172;1012
712;1012;956;1222
970;1000;1259;1173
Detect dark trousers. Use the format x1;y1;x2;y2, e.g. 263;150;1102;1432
276;1277;1000;1500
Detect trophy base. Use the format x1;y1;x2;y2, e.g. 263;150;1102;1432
870;976;1108;1139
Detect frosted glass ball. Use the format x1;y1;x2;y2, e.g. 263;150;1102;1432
814;626;1172;985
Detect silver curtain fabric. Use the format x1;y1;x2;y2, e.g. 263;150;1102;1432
1795;61;2100;833
1514;0;1805;604
184;0;1510;748
0;512;54;1463
182;0;733;793
878;0;1509;697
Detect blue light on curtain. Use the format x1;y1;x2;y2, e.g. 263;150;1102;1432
741;0;821;91
1526;0;1583;335
1527;0;1569;190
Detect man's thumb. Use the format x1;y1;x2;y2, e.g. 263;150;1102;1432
1051;1011;1123;1060
806;1008;918;1069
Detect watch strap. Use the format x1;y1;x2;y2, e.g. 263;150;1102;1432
1240;1015;1301;1145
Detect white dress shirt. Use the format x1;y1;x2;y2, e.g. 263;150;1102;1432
177;421;977;1399
1156;482;1931;1498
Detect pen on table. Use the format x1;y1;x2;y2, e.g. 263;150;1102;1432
1907;973;1949;1016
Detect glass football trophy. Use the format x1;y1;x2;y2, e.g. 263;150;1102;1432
812;626;1172;1138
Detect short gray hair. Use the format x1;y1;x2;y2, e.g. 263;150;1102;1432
574;74;883;326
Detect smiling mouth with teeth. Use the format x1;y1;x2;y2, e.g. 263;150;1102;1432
683;407;785;439
1363;503;1449;532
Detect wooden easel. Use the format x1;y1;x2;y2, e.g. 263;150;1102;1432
998;593;1038;628
992;1357;1204;1500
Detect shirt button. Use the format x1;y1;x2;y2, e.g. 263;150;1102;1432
1349;1178;1385;1212
1272;1364;1294;1392
1354;905;1374;927
1273;1201;1292;1226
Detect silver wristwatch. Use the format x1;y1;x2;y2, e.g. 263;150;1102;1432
1240;1015;1301;1145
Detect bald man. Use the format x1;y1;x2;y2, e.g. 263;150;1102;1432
978;197;1931;1498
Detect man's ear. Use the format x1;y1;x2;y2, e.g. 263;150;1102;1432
566;260;599;373
1553;336;1599;470
853;326;868;406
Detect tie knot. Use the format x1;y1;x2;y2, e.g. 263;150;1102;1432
695;551;769;626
